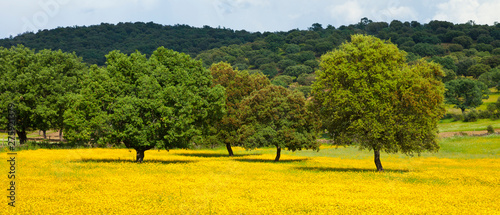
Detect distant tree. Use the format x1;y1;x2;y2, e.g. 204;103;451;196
0;45;86;144
365;22;389;35
312;35;445;171
448;44;464;52
284;65;313;77
430;56;457;72
237;85;320;161
456;57;477;76
452;36;473;49
295;86;312;98
444;78;489;113
304;59;320;69
260;63;279;78
272;75;295;87
390;20;404;31
442;69;457;83
309;23;324;31
210;62;270;156
285;44;301;54
278;59;297;71
467;64;491;78
297;73;316;86
478;68;500;89
65;47;226;162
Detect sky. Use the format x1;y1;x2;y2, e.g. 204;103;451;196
1;0;499;39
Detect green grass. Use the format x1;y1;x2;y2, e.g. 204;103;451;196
206;134;500;160
438;118;500;132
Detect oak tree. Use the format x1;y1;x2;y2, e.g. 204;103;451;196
312;35;445;171
237;85;320;161
209;62;269;156
64;47;226;162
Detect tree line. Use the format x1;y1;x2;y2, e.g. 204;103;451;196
0;34;478;171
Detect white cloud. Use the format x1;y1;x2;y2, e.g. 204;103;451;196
381;6;417;21
329;1;364;24
433;0;499;24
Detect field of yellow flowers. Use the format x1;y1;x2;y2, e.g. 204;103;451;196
1;135;499;214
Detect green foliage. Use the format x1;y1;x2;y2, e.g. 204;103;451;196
448;44;464;52
463;110;479;122
487;125;495;134
283;65;313;77
453;36;473;49
295;86;312;98
277;59;297;71
64;47;226;162
303;59;320;69
209;62;270;155
430;56;457;72
312;35;445;170
478;68;500;88
297;73;316;86
272;75;295;87
0;45;86;143
0;23;261;65
445;78;489;113
260;63;278;78
442;69;457;83
237;85;320;161
467;64;491;78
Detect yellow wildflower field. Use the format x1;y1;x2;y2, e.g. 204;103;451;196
1;143;499;214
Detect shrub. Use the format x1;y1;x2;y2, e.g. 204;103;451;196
487;125;495;134
463;110;479;122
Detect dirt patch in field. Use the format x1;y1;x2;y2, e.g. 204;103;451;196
439;129;500;138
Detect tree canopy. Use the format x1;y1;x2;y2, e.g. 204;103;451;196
64;47;226;162
237;85;320;161
444;78;489;113
209;62;270;156
312;35;446;171
0;45;86;143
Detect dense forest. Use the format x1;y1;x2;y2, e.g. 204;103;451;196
1;18;500;117
0;22;261;65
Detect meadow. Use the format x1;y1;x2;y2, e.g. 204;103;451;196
1;135;499;214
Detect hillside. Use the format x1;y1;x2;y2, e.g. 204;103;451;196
0;22;262;65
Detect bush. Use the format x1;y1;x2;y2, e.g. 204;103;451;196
463;110;479;122
452;113;464;122
487;125;495;134
478;110;492;119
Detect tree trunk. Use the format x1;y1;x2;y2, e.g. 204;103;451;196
43;130;47;139
136;149;145;163
461;108;466;114
16;130;27;144
275;146;281;162
226;143;234;156
374;149;383;172
59;129;63;141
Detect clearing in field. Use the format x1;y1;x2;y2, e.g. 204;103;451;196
1;135;499;214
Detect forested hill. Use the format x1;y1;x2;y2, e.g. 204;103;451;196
0;22;262;65
1;19;500;75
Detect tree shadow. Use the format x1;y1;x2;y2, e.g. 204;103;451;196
234;158;308;163
76;158;197;164
175;153;261;158
294;167;409;173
